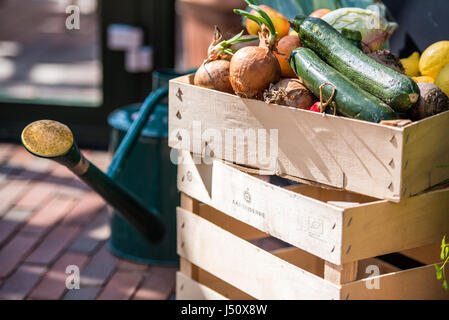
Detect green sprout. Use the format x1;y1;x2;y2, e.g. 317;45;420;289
435;236;449;290
234;0;278;45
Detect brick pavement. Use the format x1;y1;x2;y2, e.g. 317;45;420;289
0;143;177;300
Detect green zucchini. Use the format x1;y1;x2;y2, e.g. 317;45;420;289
290;16;420;112
290;47;396;123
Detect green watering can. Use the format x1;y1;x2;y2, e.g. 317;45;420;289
21;69;190;265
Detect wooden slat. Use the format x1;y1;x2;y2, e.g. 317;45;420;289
324;261;358;285
342;188;449;263
169;75;405;201
402;110;449;198
400;243;442;265
176;272;228;300
195;266;254;300
357;258;400;279
271;247;324;278
179;194;200;281
341;262;449;300
198;204;267;240
177;207;340;300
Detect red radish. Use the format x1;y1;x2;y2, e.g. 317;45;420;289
231;2;281;98
194;27;258;94
310;102;321;112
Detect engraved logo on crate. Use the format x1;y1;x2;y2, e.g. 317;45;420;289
243;188;251;204
232;188;265;218
307;216;324;239
186;170;193;182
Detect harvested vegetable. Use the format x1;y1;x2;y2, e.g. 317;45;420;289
435;63;449;97
409;83;449;121
419;41;449;79
246;4;290;39
194;28;258;94
274;35;302;78
309;9;331;19
290;16;420;112
321;4;398;51
309;102;321;112
367;50;405;74
263;78;316;109
401;52;420;77
231;2;281;98
341;28;362;49
413;76;435;84
290;47;396;123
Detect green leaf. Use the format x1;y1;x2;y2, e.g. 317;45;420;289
234;9;268;27
225;30;245;44
247;3;277;36
443;280;448;291
435;264;443;280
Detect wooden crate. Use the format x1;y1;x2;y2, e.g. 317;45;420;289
175;151;449;300
168;74;449;202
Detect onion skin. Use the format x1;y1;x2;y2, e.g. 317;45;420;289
409;82;449;120
264;78;316;109
274;35;302;78
194;60;234;94
229;46;281;98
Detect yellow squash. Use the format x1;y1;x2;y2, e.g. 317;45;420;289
419;41;449;79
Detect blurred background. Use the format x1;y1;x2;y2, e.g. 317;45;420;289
0;0;447;300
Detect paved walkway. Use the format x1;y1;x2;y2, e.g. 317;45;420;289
0;0;101;105
0;143;177;300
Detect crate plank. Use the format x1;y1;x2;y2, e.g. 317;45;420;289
341;262;449;300
400;243;442;265
177;207;340;300
270;247;324;278
198;204;267;241
342;189;449;263
402;111;449;198
324;261;358;285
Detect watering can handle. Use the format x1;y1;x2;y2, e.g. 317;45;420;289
107;85;168;180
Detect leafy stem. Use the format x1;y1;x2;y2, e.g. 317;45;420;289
435;236;449;290
234;0;278;46
209;30;258;59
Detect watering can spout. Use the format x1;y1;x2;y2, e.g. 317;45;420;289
21;100;167;243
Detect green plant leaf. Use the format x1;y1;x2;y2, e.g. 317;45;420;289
247;3;277;36
234;9;268;27
443;280;448;291
435;264;442;280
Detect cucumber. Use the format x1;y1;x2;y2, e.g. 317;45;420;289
290;16;420;112
290;47;396;123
